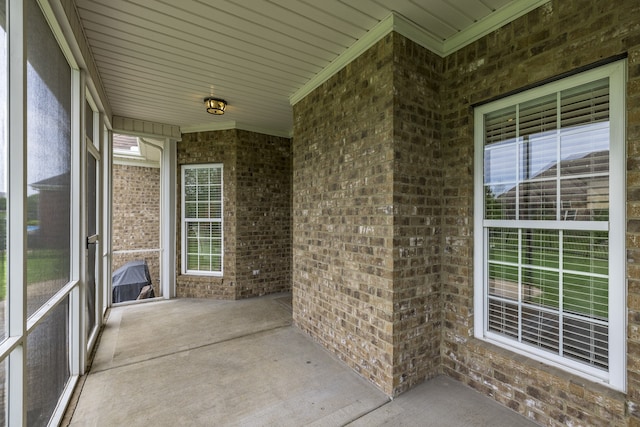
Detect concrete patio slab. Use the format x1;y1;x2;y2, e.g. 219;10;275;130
65;294;538;426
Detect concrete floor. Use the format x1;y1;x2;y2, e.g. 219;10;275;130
64;294;538;426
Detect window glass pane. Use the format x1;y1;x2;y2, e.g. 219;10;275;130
563;230;608;275
522;267;559;308
184;186;196;203
559;124;609;176
184;169;196;186
211;201;222;219
519;179;557;220
210;166;222;184
183;165;223;274
563;317;607;369
197;201;210;219
185;221;222;273
560;78;609;129
519;94;557;138
522;307;559;353
198;255;210;271
563;273;608;318
521;229;559;268
186;253;198;270
560;177;608;221
184;202;196;218
484;141;517;184
488;263;518;300
488;228;518;262
26;297;70;426
26;0;71;317
197;185;209;202
211;255;222;271
197;168;208;184
211;185;222;200
0;0;6;343
519;133;557;181
484;106;516;145
488;299;518;338
479;70;616;376
484;185;515;219
484;81;611;224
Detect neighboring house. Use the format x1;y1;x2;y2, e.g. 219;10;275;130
493;150;609;221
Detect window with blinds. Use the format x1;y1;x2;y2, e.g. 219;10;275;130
474;61;626;389
182;164;223;275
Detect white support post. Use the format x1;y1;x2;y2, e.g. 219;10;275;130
7;0;27;424
70;69;84;376
96;112;106;326
103;127;113;309
161;139;177;298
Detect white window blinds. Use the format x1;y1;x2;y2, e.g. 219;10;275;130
475;62;626;389
182;164;223;274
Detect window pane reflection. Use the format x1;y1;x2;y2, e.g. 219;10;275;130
26;0;71;317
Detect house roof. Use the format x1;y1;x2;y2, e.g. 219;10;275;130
74;0;548;137
30;172;70;191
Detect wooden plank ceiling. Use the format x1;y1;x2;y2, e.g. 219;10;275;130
74;0;539;136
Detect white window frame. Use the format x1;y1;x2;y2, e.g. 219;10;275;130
473;60;626;391
181;164;224;276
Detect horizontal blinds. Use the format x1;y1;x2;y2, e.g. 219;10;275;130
485;106;516;145
520;94;557;137
483;79;610;222
184;166;223;220
483;78;610;371
183;164;224;274
561;79;609;128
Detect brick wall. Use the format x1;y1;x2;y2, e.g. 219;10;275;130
112;164;161;293
177;129;291;299
235;130;291;298
293;33;445;396
293;0;640;423
293;34;397;394
177;130;237;299
440;0;640;425
391;35;443;394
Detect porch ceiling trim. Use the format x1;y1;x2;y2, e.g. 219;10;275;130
181;121;292;139
290;0;550;106
113;116;182;140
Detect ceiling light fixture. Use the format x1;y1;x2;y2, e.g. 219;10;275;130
204;97;227;115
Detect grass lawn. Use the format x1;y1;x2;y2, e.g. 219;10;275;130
489;228;608;319
0;249;70;301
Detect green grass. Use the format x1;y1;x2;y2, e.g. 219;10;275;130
489;229;608;319
0;249;70;301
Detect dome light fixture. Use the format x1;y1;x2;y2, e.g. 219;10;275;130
204;97;227;115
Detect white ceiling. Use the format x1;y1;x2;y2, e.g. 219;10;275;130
74;0;547;137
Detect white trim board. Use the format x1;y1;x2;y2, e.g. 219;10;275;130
290;1;550;106
181;121;292;139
